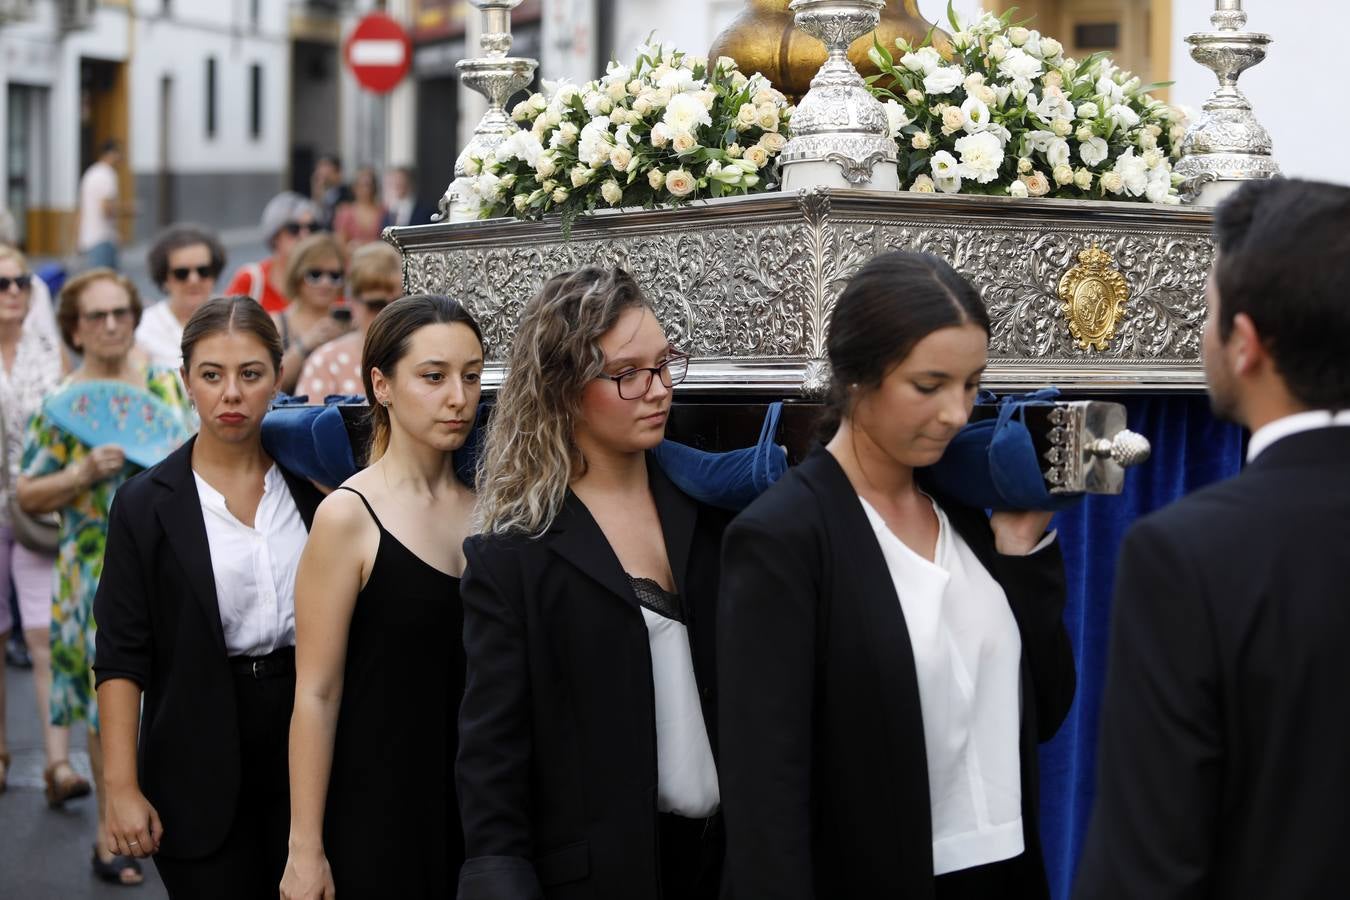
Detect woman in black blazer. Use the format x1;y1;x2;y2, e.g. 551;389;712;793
94;297;325;898
718;251;1076;900
458;267;727;900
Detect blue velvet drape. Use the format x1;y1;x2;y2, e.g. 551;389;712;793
1037;395;1247;899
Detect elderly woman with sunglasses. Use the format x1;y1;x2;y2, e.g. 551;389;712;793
224;191;324;314
136;224;228;369
15;269;192;886
273;233;350;395
296;241;401;401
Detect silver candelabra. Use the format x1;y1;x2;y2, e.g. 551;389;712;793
1174;0;1279;205
439;0;537;220
779;0;899;192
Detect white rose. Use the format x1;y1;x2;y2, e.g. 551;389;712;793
553;122;579;147
960;96;991;133
1008;26;1030;46
1022;171;1051;196
909;174;937;193
513;193;529;212
569;165;592;188
759;131;787;153
512;100;533;122
648;168;665;190
726;143;743;159
955;131;1005;184
606;81;628;103
941;105;966;132
672;130;698;154
757;108;780;131
535;152;557;179
1074;168;1094;190
1076;125;1095;144
1008;180;1029;198
665;169;697;197
1143;148;1164;169
583;92;613;117
1048;138;1072;168
1017;157;1034;175
1076;102;1099;120
716;56;737;72
1079;136;1109;167
1138;130;1158;151
551;186;569;203
627;79;644;96
906;88;924;104
1043;70;1064;90
884;99;911;138
1053;164;1075;186
1040;37;1063;59
1100;171;1125;194
978;84;999;107
963;72;986;93
650;123;672;148
529;92;548;112
601;179;624;205
924;66;964;96
743;145;769;169
610;145;634;172
1170;124;1188;147
911;132;932;150
736;103;758;128
632;96;652;117
1051;117;1073;137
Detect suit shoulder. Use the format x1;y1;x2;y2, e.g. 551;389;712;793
112;465;163;508
1130;472;1256;541
729;464;824;542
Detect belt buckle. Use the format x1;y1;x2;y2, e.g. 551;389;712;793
252;659;264;679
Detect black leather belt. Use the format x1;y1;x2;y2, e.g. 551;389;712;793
228;646;295;679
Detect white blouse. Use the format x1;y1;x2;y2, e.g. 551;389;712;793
136;301;185;370
857;495;1027;876
193;465;309;657
631;577;721;819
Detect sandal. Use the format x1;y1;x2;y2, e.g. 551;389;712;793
91;846;144;886
0;751;9;793
45;759;92;808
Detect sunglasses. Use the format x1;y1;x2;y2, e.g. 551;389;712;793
282;221;322;237
80;307;135;325
0;274;32;293
304;269;344;286
168;265;218;282
357;297;396;313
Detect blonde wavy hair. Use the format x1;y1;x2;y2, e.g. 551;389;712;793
476;267;650;536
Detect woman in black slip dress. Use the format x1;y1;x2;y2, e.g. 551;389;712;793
280;295;484;900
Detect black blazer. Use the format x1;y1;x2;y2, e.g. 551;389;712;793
93;437;323;859
456;461;729;900
1075;426;1350;899
717;447;1074;900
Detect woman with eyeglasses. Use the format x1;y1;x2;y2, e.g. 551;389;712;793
296;242;401;401
458;267;727;900
224;191;324;314
136;224;228;369
273;233;350;395
0;246;82;805
15;269;192;887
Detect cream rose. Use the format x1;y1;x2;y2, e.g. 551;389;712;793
1053;164;1075;186
1100;171;1125;194
672;130;698;154
551;186;569;203
601;179;624;205
1008;180;1029;198
1074;168;1094;191
909;174;937;193
648;168;665;190
911;132;932;151
665;169;697;197
737;103;758;128
756;108;780;131
1022;172;1051;197
759;131;786;153
942;105;965;132
610;145;634;172
743;145;769;169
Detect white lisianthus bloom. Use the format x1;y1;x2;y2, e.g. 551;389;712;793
1101;171;1125;194
955;132;1005;184
497;130;545;169
665;169;697;197
1008;180;1029;198
936;175;963;194
1074;168;1094;190
1145;174;1172;204
650;123;672;148
987;123;1013;145
1107;103;1141;130
987;38;1009;63
605;61;631;82
900;46;943;76
658;67;703;96
924;65;964;95
663;93;712;134
1024;130;1057;154
971;11;1002;34
569;165;592;188
609;145;634;172
578;116;614;166
759;132;787;153
911;132;932;150
1022;171;1051;196
648;168;665;190
1112;148;1150;196
671;130;698;154
1017;157;1033;175
931;150;960;181
1023;32;1043;58
583;91;613;117
1053;164;1075;186
884;99;911;138
1048;138;1072;168
992;84;1012;108
960;96;991;133
743;145;769;168
551;186;569;203
1079;136;1109;167
1040;37;1063;59
614;123;635;148
909;174;937;193
736;103;758;128
1051;117;1073;138
601;179;624;205
1076;102;1100;121
1096;76;1125;106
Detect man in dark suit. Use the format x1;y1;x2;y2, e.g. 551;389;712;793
1075;179;1350;898
381;166;436;228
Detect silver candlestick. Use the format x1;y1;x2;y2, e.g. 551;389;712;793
439;0;537;220
1174;1;1279;205
779;0;899;192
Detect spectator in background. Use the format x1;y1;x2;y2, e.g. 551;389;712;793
224;192;322;314
136;224;227;369
332;167;385;251
310;154;351;230
296;241;401;401
382;167;435;229
76;141;127;271
274;233;349;395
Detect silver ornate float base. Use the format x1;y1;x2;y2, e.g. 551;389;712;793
387;189;1215;395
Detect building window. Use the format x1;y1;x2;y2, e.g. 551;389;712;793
205;58;217;139
250;0;260;30
1074;22;1121;50
250;64;263;139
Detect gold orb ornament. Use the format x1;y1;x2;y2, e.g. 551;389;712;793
708;0;949;102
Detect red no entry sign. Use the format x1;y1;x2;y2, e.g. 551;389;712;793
344;13;412;94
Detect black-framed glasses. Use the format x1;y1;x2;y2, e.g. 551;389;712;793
282;221;322;237
357;297;395;313
168;264;218;282
80;307;135;325
0;274;32;293
596;353;690;400
304;269;344;286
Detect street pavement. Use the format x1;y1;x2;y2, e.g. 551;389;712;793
0;661;167;898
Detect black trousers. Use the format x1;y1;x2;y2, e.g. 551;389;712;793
658;811;724;900
934;852;1037;900
154;662;294;899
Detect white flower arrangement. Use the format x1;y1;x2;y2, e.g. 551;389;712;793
867;4;1186;203
447;42;795;228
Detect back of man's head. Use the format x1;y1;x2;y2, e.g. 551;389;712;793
1214;179;1350;410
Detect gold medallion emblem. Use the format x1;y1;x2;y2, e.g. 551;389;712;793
1058;245;1131;351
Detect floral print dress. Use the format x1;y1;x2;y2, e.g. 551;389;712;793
20;366;191;731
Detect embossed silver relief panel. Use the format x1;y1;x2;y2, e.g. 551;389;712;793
391;189;1214;394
